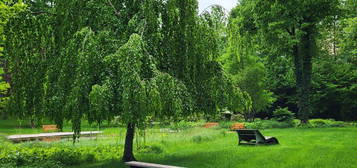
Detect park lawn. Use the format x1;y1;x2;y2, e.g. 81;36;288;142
76;127;357;168
1;120;357;168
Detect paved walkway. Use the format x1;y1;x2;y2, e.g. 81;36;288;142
7;131;102;142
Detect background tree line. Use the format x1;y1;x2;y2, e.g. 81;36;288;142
221;0;356;121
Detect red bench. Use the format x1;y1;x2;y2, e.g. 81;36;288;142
203;122;219;128
230;123;245;130
42;125;58;132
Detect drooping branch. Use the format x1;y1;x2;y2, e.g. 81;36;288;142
286;28;293;36
107;0;121;18
31;11;56;15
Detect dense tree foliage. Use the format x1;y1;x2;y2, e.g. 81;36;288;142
310;1;357;120
0;0;26;118
3;0;245;161
227;0;341;123
223;0;356;122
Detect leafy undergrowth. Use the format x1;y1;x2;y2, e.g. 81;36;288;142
0;136;121;167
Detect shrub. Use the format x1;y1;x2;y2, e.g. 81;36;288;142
244;121;262;129
0;163;16;168
328;120;346;127
231;114;245;121
308;119;346;128
0;159;64;168
309;119;329;127
50;150;81;166
22;161;64;168
0;143;120;167
169;121;197;131
83;154;96;163
244;120;294;129
272;107;295;123
292;119;301;127
8;152;30;166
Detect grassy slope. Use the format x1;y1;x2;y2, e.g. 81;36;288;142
1;120;357;168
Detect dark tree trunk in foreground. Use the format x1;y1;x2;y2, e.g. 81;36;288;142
122;123;136;162
293;25;315;124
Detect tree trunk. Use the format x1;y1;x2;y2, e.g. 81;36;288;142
0;111;7;120
300;27;314;123
251;109;256;122
294;25;315;124
122;123;136;162
30;118;36;128
55;118;64;132
244;114;248;122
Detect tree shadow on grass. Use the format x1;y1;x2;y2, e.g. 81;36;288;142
136;150;248;168
79;150;243;168
77;160;127;168
80;145;273;168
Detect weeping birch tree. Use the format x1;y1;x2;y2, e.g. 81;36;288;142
102;34;192;161
4;0;248;162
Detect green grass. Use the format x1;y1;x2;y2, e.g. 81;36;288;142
1;120;357;168
73;127;357;168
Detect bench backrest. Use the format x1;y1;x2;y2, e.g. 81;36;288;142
236;129;265;143
230;123;245;130
203;122;219;128
42;125;58;132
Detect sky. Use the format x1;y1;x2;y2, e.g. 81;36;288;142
198;0;238;13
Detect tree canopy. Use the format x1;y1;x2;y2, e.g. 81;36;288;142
227;0;340;122
3;0;245;161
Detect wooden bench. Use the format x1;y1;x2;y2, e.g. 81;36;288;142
42;125;58;132
235;129;279;145
125;161;186;168
230;123;245;130
203;122;219;128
